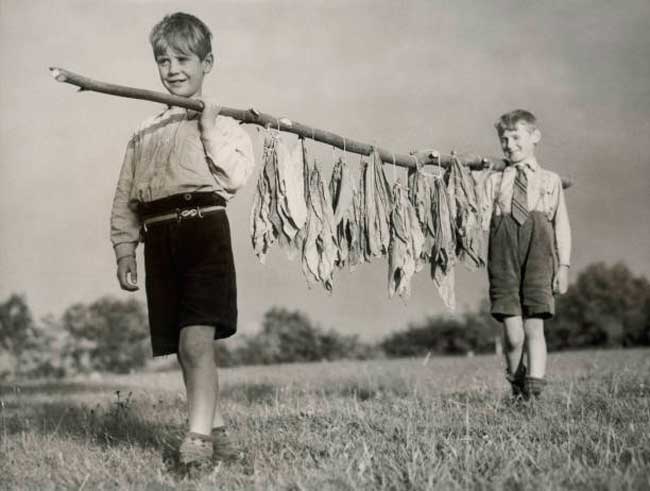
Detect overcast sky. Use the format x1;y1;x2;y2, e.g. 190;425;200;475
1;0;649;341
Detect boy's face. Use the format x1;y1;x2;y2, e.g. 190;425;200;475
155;46;213;98
499;122;541;164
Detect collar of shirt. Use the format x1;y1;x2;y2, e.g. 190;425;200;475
505;158;539;173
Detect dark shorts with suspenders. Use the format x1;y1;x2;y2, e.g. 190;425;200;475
139;192;237;357
488;211;557;320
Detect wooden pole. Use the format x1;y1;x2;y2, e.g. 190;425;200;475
50;67;572;188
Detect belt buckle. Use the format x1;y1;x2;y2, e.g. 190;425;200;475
177;207;200;222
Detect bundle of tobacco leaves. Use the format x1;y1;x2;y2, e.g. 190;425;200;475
407;167;436;271
362;150;394;259
352;165;367;268
329;157;362;269
446;157;485;270
301;162;338;291
250;132;309;263
431;177;456;310
289;139;311;254
471;168;495;234
388;182;425;298
276;138;308;260
250;132;280;263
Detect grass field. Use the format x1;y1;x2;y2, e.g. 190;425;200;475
1;349;649;490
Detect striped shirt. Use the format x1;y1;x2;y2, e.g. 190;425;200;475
110;106;255;260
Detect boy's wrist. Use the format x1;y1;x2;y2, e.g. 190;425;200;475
199;120;218;138
200;127;217;140
114;242;137;262
559;264;570;269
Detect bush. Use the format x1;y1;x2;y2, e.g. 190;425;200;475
233;307;374;365
0;294;61;380
380;310;498;358
547;262;650;350
60;296;150;374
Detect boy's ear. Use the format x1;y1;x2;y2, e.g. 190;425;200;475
202;53;214;74
531;127;541;144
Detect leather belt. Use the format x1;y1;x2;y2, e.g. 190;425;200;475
142;205;225;231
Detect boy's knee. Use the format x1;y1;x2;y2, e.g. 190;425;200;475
523;319;546;341
505;333;524;350
504;328;525;350
178;325;215;366
502;318;525;349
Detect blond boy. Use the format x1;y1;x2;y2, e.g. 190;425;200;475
483;109;571;399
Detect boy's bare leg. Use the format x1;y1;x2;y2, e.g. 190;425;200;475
177;353;187;386
178;325;218;436
211;342;225;429
502;316;526;376
523;318;546;378
179;342;225;429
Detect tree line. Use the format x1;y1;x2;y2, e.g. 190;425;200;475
1;261;649;380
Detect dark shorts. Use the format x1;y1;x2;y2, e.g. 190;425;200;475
487;211;556;321
141;193;237;357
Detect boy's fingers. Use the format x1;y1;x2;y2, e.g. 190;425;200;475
199;97;221;112
117;259;138;291
123;274;138;291
127;269;139;290
125;264;139;290
126;273;139;291
119;272;133;291
119;273;130;290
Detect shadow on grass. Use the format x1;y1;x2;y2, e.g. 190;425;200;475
0;381;126;398
1;388;182;459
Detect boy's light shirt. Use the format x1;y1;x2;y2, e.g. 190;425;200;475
479;157;571;265
110;106;255;260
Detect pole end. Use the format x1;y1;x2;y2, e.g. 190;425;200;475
49;67;67;82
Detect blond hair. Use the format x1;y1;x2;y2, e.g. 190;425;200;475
150;12;212;60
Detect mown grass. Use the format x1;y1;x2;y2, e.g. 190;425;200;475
1;349;649;490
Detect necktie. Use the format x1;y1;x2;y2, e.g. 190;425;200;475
511;165;529;225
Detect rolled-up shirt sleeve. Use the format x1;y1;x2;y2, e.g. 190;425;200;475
110;138;140;261
201;117;255;197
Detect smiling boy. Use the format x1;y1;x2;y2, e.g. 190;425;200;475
110;12;254;468
482;109;571;400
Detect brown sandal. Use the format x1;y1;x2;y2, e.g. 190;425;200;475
178;432;214;467
212;427;241;462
